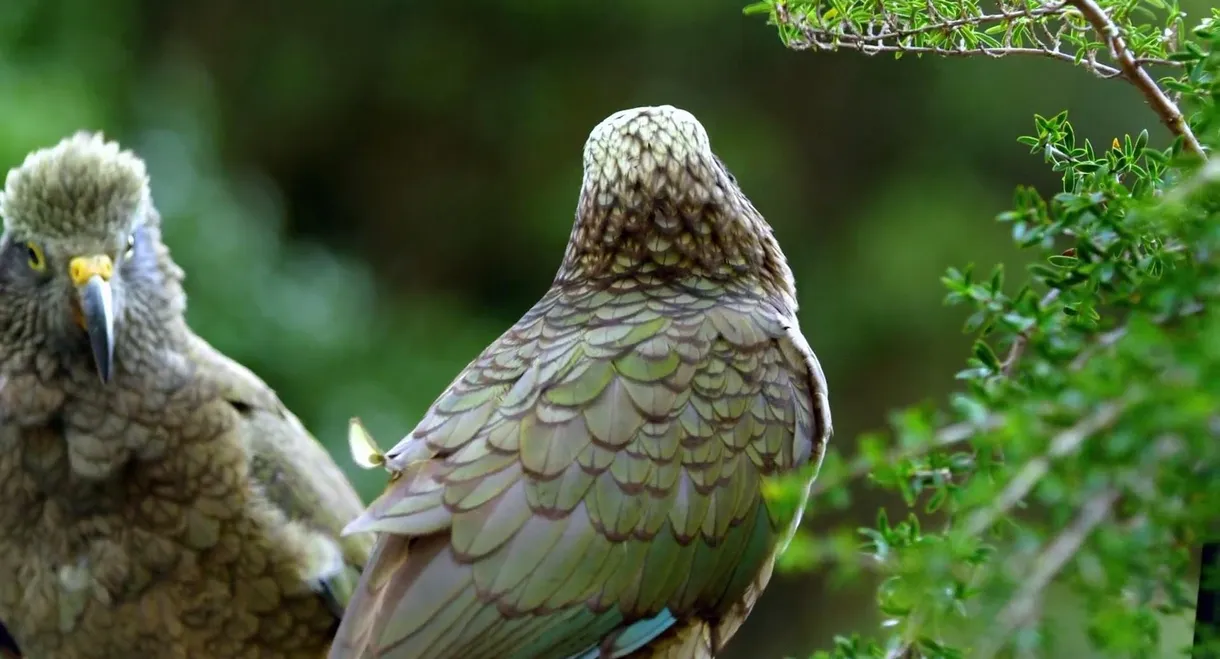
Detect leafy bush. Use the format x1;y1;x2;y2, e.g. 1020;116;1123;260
748;0;1220;656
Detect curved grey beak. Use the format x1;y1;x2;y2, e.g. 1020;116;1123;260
78;275;115;384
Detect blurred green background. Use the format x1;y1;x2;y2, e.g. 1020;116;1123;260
0;0;1203;655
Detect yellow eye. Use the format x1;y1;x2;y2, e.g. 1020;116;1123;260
25;241;46;272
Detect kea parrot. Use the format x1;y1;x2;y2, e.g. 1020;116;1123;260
328;105;833;658
0;132;373;658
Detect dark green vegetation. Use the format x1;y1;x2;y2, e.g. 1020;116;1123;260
749;0;1220;656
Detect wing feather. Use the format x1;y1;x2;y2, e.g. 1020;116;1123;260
331;286;832;658
184;333;372;617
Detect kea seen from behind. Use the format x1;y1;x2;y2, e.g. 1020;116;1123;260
0;132;373;658
329;105;833;659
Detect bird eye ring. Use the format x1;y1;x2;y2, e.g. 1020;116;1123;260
25;241;46;272
124;234;135;259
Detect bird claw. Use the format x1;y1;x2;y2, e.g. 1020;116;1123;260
298;530;346;589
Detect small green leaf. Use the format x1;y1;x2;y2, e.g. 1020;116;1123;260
742;1;773;15
972;341;1001;370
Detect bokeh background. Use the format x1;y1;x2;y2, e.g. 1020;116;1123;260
0;0;1206;655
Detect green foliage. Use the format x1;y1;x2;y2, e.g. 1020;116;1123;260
754;0;1220;656
745;0;1200;83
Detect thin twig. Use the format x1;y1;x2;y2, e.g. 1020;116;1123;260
1064;0;1207;159
1069;325;1128;370
977;488;1121;658
774;0;1186;81
883;637;918;659
795;39;1122;77
1001;332;1031;377
809;416;1004;497
1002;290;1062;376
963;400;1126;535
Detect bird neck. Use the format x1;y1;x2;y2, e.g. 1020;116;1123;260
554;195;797;305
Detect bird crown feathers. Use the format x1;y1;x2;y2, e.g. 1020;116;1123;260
0;131;150;240
581;105;716;198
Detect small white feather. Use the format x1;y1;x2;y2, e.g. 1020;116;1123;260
347;417;385;470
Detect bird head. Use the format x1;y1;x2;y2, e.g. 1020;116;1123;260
558;105;795;302
0;131;175;384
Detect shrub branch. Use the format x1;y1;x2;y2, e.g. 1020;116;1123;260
962;400;1127;535
767;0;1207;157
979;488;1122;658
1064;0;1206;159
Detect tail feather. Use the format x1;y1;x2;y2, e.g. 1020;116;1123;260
623;621;713;659
329;533;414;658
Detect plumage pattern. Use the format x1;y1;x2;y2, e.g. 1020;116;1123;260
331;106;832;659
0;132;372;658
